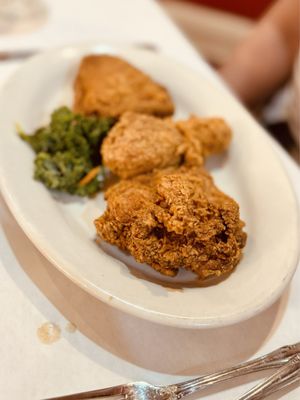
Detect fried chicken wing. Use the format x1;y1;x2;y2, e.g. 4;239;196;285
73;55;174;118
95;167;247;279
176;115;232;166
101;113;232;179
101;112;185;179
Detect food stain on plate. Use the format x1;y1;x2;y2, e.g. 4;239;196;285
37;322;61;345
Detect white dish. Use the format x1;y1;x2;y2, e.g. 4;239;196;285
0;44;299;328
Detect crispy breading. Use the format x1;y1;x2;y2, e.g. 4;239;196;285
101;113;232;179
176;115;232;166
95;167;247;279
101;112;185;179
73;55;174;117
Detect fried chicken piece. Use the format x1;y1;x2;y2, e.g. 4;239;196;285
101;112;185;179
73;55;174;118
95;167;247;279
101;113;232;179
176;115;232;166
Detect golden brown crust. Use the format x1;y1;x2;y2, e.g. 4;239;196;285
95;167;247;279
101;112;185;179
102;113;233;180
176;115;232;166
73;55;174;117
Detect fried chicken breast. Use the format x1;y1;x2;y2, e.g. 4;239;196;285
73;55;174;118
95;167;247;279
101;112;185;179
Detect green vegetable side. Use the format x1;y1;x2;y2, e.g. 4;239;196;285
19;107;115;196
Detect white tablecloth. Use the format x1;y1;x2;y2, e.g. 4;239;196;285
0;1;299;399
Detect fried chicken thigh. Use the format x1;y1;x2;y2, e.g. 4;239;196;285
95;167;247;279
101;112;185;179
73;55;174;118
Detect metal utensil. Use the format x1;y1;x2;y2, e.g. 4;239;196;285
236;353;300;399
0;49;38;61
0;42;158;62
45;342;300;400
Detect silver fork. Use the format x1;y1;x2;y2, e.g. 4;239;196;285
236;353;300;399
45;342;300;400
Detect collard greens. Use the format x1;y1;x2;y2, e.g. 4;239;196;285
19;107;114;196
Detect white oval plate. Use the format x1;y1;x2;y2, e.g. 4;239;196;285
0;44;299;328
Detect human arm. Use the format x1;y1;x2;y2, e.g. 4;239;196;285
219;0;300;107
